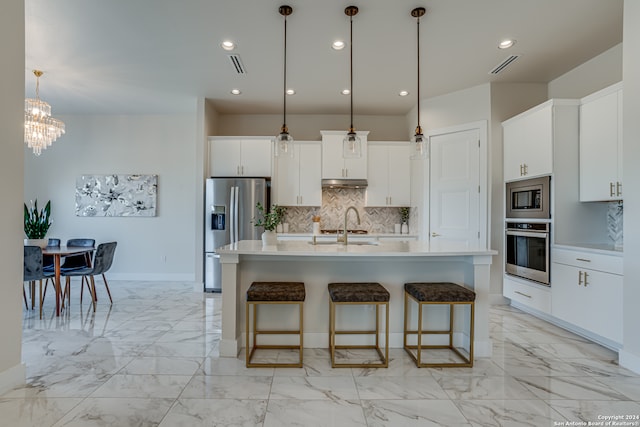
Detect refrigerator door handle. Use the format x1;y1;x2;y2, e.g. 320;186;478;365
229;186;236;244
233;185;240;243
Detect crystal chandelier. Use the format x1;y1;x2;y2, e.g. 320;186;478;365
24;70;65;156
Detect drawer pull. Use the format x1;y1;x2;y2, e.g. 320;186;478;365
514;291;532;299
576;258;591;262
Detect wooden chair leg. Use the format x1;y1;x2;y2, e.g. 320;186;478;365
80;276;84;304
89;275;97;312
23;285;29;310
30;281;36;310
102;273;113;304
39;279;44;319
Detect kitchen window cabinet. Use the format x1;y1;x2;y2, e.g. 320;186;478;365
209;137;272;177
503;99;579;182
579;83;623;202
274;141;322;206
366;142;411;207
551;248;623;344
320;130;369;180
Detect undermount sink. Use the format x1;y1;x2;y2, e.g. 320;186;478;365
308;240;380;246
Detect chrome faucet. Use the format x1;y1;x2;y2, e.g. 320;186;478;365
338;206;361;245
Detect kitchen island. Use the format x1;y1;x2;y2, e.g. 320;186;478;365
216;240;497;359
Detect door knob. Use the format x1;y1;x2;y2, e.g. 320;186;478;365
431;232;441;237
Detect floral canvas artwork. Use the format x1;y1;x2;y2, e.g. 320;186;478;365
75;174;157;217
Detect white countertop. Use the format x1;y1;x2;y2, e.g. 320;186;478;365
553;242;623;256
217;239;497;257
277;232;420;238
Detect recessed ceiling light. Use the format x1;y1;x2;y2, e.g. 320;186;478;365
399;90;409;97
221;40;236;51
230;89;241;95
498;39;515;49
286;89;296;95
332;40;345;50
341;89;350;95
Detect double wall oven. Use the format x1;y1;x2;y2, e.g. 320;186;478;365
505;176;551;285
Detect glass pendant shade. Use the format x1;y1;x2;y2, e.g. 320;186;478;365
343;130;362;158
274;127;294;158
410;127;428;160
24;70;65;156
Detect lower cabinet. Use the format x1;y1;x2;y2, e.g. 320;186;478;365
503;275;551;314
551;248;623;344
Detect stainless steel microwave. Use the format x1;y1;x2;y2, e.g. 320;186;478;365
505;176;550;219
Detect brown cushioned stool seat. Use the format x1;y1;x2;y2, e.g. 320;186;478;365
403;282;475;368
328;282;389;368
246;282;305;368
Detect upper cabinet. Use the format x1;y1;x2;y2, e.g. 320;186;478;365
320;130;369;180
273;141;322;206
503;99;579;182
579;83;623;202
366;142;411;207
209;137;272;177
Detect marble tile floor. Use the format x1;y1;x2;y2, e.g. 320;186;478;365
3;280;640;426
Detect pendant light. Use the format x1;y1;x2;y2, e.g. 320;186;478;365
410;7;427;160
274;5;295;158
24;70;65;156
343;5;362;159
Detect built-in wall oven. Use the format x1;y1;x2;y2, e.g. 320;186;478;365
506;176;551;219
505;222;550;285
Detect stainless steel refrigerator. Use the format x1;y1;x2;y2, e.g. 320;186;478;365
204;178;268;292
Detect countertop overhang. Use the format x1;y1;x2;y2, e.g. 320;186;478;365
217;239;497;257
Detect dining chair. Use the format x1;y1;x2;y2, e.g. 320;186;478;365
42;238;60;273
23;245;54;319
60;238;95;270
62;242;117;311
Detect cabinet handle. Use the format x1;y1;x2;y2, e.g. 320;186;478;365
576;258;591;263
616;181;622;197
345;168;348;177
519;164;524;176
241;166;244;175
578;271;584;286
299;195;302;204
523;164;528;175
237;166;240;175
610;182;615;197
515;291;532;299
389;196;392;205
583;272;589;287
431;232;441;237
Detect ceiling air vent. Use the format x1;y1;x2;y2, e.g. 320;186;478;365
489;54;521;75
227;54;246;74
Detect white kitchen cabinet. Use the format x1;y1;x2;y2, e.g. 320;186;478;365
503;99;579;182
551;248;623;344
209;137;272;177
503;275;551;314
274;141;322;206
320;130;369;180
366;142;411;207
579;83;623;201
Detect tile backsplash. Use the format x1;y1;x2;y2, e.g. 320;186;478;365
280;188;406;234
607;201;623;249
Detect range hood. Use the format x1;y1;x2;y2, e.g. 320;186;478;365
321;179;368;189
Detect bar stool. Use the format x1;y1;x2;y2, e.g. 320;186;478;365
245;281;305;368
328;282;389;368
403;282;475;368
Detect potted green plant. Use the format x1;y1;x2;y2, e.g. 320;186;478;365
400;206;410;234
24;199;52;247
253;202;283;246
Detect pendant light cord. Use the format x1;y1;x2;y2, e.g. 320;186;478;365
283;13;287;129
416;15;421;130
349;13;354;131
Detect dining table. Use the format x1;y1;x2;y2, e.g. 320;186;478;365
41;245;95;316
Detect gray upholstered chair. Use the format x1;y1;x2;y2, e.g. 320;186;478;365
60;238;95;270
61;242;116;311
23;245;54;319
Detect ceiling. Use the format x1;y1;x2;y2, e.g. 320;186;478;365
25;0;623;116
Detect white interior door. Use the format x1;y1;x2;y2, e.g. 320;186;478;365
430;128;480;243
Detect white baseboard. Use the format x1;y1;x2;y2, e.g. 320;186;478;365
619;349;640;375
0;363;25;396
105;273;196;282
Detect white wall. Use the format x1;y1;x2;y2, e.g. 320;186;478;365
215;113;409;141
24;113;198;281
0;0;26;394
548;44;623;98
621;0;640;373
